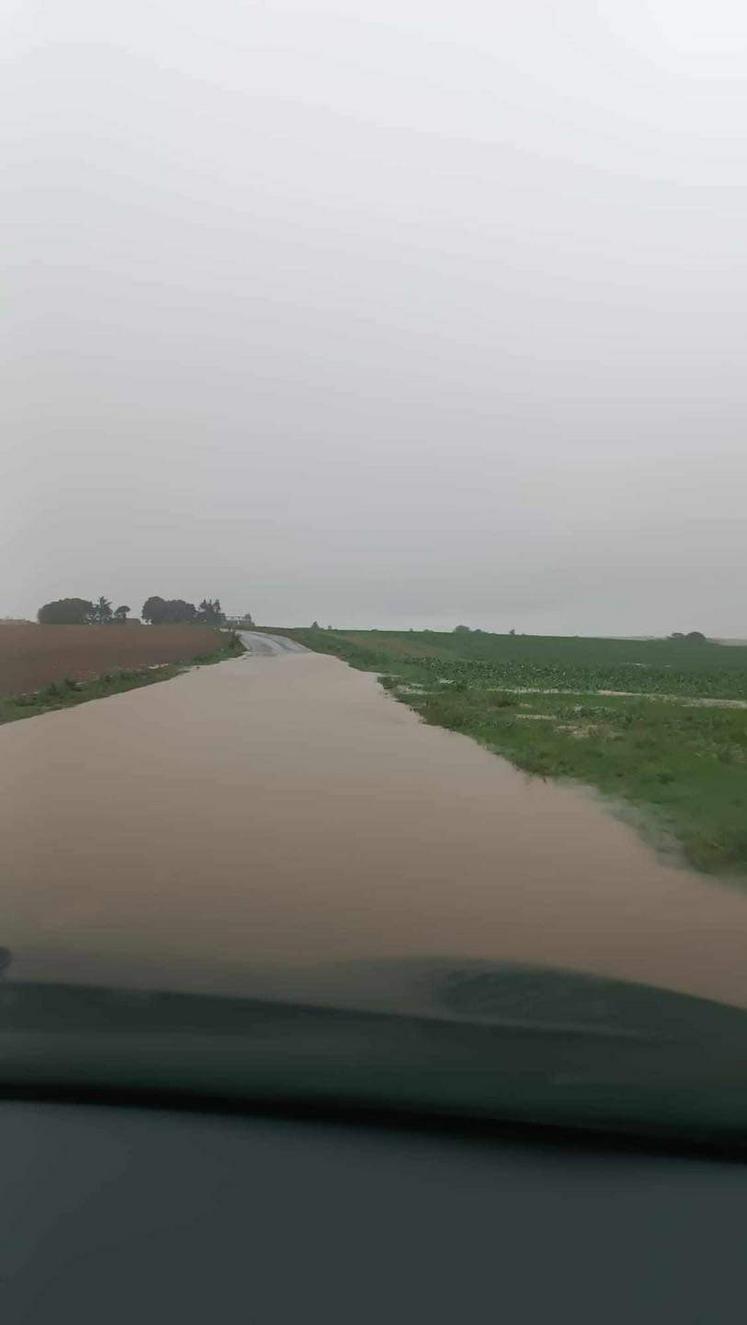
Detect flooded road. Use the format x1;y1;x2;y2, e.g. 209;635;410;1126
1;642;747;1007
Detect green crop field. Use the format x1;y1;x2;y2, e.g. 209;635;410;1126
286;629;747;700
275;628;747;880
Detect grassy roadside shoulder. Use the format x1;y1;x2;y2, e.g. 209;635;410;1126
277;628;747;880
0;631;246;726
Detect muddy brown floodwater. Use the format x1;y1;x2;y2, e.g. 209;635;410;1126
1;646;747;1008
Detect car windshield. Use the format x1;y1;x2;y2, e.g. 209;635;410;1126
3;1;747;1147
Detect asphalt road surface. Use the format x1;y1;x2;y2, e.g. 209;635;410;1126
239;631;308;656
2;633;746;1006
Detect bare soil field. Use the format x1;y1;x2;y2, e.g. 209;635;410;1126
0;624;225;697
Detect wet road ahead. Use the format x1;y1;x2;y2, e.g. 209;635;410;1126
2;636;747;1006
238;631;309;656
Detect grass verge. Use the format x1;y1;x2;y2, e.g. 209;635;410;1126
0;631;245;726
277;628;747;880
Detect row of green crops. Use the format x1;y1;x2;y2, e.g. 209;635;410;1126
392;654;747;699
277;629;747;701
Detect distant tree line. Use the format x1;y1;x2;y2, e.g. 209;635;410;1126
38;597;131;625
141;596;225;625
37;595;227;627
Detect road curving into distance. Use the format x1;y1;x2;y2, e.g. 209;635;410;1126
1;632;746;1008
238;631;308;657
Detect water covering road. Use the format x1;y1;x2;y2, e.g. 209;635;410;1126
1;634;746;1007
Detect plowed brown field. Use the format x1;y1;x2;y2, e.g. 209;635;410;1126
0;624;225;697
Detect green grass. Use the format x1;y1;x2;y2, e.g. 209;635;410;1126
277;628;747;880
285;628;747;699
0;631;245;726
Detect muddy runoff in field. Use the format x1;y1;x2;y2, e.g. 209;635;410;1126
1;648;746;1011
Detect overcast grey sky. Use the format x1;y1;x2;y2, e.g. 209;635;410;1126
3;0;746;633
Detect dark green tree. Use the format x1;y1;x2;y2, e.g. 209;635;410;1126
162;599;197;623
197;598;225;626
142;596;167;624
91;596;113;624
143;595;226;625
37;597;94;625
113;605;130;623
